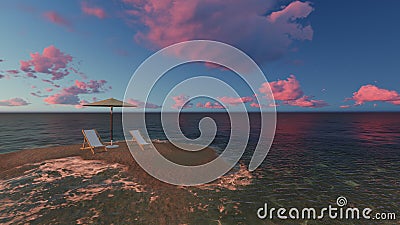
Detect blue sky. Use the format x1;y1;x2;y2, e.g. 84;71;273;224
0;0;399;112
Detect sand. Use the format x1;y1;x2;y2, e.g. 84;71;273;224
0;141;251;224
0;141;218;180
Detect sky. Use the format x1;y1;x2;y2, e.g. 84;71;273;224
0;0;399;112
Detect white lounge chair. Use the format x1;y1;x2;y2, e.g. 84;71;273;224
81;129;107;154
129;130;151;150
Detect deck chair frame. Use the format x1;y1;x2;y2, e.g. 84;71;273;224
81;129;107;154
130;130;151;151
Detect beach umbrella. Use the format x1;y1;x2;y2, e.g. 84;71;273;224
83;98;136;148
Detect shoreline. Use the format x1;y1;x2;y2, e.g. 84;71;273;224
0;141;239;224
0;140;256;224
0;141;219;180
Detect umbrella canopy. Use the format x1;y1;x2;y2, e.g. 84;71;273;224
83;98;135;107
83;98;136;146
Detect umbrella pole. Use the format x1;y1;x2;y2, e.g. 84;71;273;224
110;106;113;145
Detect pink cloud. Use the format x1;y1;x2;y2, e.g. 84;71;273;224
6;70;19;75
20;61;32;72
391;100;400;105
45;93;79;105
172;95;192;109
44;80;109;105
196;101;225;109
259;75;328;108
69;67;87;79
203;62;230;71
269;103;280;107
0;98;30;106
285;95;328;108
250;102;261;108
268;1;314;24
126;98;161;109
45;88;53;92
218;96;254;106
122;0;314;63
81;2;107;19
75;100;90;109
43;11;71;28
260;75;303;101
249;102;277;108
20;45;74;80
30;92;47;98
41;79;60;88
75;80;107;93
42;79;54;84
26;72;38;78
340;105;351;109
349;84;400;105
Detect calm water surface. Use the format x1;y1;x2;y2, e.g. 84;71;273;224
0;112;399;224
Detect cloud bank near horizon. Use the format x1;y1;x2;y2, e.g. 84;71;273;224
343;85;400;108
0;98;30;107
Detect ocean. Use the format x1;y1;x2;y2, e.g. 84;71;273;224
0;112;399;224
